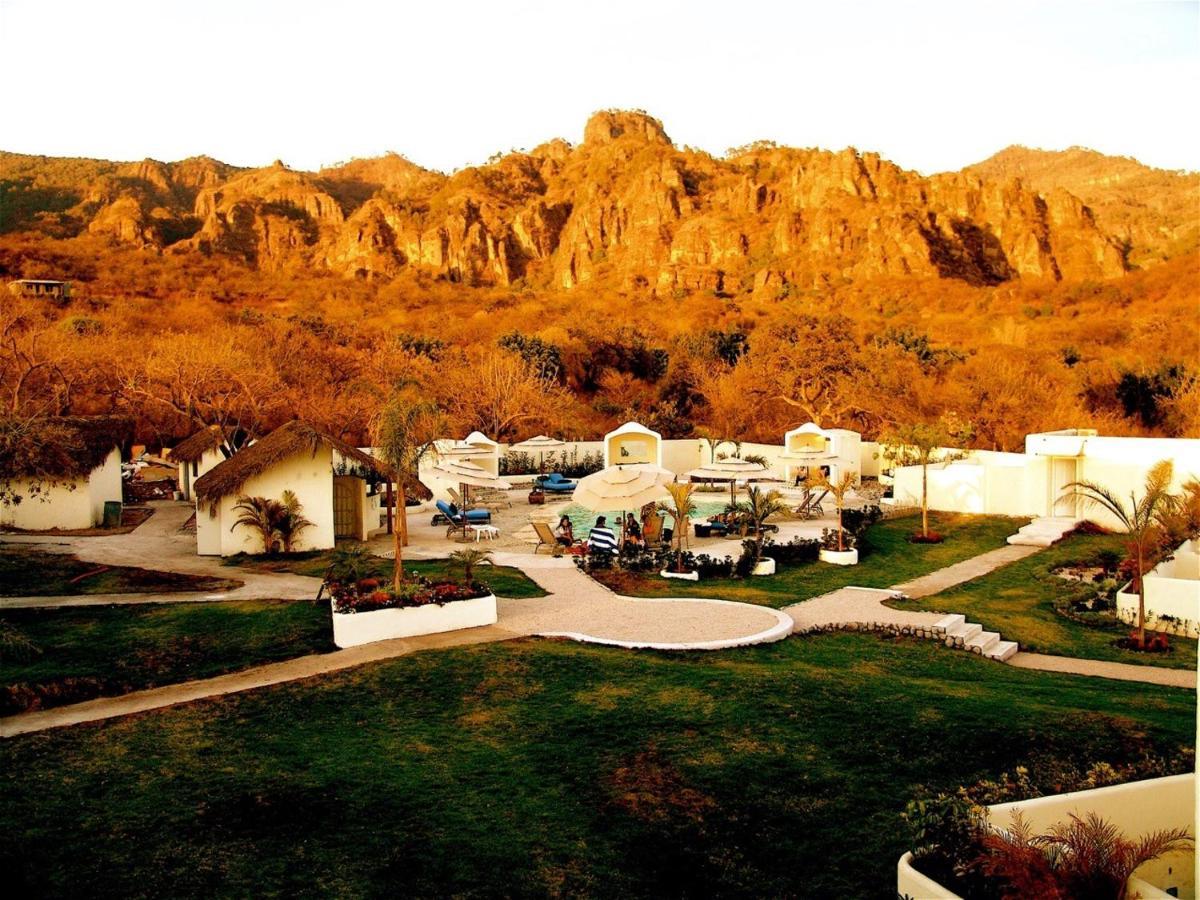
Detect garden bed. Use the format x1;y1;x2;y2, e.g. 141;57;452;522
0;546;243;596
331;592;497;647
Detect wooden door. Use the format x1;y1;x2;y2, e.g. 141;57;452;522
333;477;361;539
1049;458;1078;517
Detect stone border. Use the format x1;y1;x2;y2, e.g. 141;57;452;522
537;596;795;651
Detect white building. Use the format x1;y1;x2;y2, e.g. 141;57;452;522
891;429;1200;528
169;425;234;501
1117;539;1200;637
603;422;663;469
193;421;413;556
781;422;862;486
0;416;127;531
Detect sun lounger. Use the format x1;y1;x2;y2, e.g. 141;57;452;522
534;473;576;493
795;489;827;519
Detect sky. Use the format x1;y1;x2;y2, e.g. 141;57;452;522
0;0;1197;174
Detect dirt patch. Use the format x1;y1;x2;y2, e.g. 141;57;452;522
0;506;154;537
608;748;716;824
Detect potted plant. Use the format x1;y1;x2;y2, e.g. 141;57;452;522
658;482;700;580
814;471;859;565
735;485;787;575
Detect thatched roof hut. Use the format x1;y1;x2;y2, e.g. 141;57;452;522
0;415;134;483
193;420;430;503
170;425;234;464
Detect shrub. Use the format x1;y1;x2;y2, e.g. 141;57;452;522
330;574;489;614
760;536;820;566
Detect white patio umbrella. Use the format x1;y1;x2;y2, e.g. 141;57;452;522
573;464;675;544
440;440;490;460
684;457;782;508
510;434;566;473
428;459;510;508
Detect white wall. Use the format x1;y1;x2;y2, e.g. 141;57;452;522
1;446;121;530
200;446;336;556
1116;540;1200;637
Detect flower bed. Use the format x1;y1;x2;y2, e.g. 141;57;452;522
329;576;497;648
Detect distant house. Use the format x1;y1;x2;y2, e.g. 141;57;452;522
0;416;131;531
7;279;72;301
169;425;236;501
193;420;429;556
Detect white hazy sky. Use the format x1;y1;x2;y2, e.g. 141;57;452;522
1;0;1197;174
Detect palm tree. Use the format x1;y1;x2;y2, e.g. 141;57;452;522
814;471;857;552
736;486;787;564
231;495;284;554
449;548;493;586
275;490;314;553
883;422;966;539
658;482;697;572
374;392;445;589
1065;460;1178;647
697;429;731;464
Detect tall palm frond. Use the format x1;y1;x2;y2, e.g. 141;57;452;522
231;495;283;554
276;490;314;553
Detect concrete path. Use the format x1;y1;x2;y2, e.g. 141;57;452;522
0;624;518;738
891;545;1041;598
494;553;792;650
1009;652;1197;689
1;501;322;606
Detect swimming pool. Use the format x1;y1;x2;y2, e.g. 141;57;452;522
558;499;729;537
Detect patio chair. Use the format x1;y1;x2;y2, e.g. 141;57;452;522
642;513;668;549
795;489;827;520
436;499;491;539
532;521;560;554
534;472;577;494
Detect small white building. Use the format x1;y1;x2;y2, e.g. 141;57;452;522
169;425;235;501
781;422;862;486
1117;539;1200;637
0;416;127;531
193;421;416;556
603;422;663;468
891;429;1200;528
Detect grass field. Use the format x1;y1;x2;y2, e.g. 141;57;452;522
0;546;241;596
891;532;1199;670
594;514;1019;607
2;634;1192;898
226;548;548;599
0;600;333;714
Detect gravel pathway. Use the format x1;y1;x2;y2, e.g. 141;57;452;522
1009;652;1196;688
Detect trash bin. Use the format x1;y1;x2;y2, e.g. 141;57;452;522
102;501;123;528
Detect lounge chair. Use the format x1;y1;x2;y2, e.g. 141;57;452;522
642;513;668;549
795;489;828;520
534;473;577;494
436;499;491;538
532;521;563;554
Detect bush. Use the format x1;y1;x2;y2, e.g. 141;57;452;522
761;536;821;566
329;575;489;614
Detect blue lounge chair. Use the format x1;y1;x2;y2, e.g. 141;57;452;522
435;500;491;539
535;473;577;493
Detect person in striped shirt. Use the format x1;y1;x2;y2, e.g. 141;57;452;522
587;515;619;556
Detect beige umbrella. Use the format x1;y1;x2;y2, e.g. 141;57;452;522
510;435;566;474
441;440;490;460
685;457;782;507
574;464;674;544
428;458;510;509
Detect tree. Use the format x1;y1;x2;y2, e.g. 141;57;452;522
1065;460;1179;647
231;496;284;554
883;420;970;539
736;486;787;564
448;548;493;586
658;482;697;572
440;351;570;441
374;392;444;589
813;471;857;552
275;490;314;553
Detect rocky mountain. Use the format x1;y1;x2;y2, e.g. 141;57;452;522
3;111;1194;294
966;145;1200;267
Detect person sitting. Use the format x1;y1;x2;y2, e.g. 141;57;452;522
587;515;619;556
554;514;576;547
623;512;644;548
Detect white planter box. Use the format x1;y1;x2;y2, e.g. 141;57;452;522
820;548;859;566
752;558;776;576
660;569;700;581
331;593;497;648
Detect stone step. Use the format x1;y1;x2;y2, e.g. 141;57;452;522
986;639;1020;662
965;631;1000;654
947;622;982;642
1006;517;1077;547
933;614;964;635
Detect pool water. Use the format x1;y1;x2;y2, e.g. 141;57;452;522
559;499;729;538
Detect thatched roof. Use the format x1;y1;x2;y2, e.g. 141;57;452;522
0;415;133;482
170;425;233;463
194;420;430;503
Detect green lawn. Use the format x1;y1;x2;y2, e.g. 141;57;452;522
0;600;333;715
0;546;242;596
891;532;1199;670
226;547;547;599
0;634;1191;898
595;514;1019;607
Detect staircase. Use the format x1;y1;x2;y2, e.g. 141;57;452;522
1006;517;1077;547
933;613;1019;661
